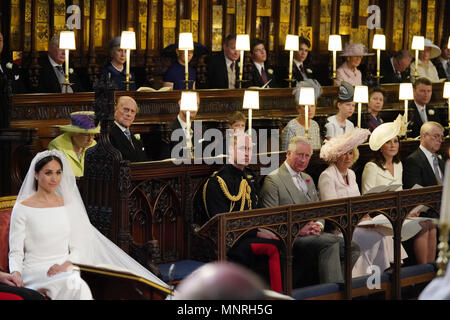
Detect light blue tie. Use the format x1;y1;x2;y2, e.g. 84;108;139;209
124;129;133;146
433;155;442;184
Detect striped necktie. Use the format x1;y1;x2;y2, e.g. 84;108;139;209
432;155;442;184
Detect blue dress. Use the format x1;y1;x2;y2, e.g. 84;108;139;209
163;61;196;90
100;63;136;91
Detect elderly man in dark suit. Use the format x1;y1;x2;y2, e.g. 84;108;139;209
206;34;240;89
37;33;84;93
109;96;148;162
380;50;412;84
260;136;360;287
403;121;445;190
408;77;441;138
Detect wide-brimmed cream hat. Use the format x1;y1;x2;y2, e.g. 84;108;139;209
340;43;374;57
422;38;441;59
58;111;100;134
369;114;406;151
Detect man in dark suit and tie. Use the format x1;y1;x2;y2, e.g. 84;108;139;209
409;78;440;138
260;136;360;287
206;34;240;89
432;37;450;81
37;33;84;93
0;32;29;93
109;96;148;162
403;121;445;190
380;50;412;84
245;39;277;88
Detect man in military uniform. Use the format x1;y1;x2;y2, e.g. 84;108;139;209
202;132;284;293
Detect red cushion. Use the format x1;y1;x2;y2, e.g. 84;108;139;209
0;209;12;272
0;292;23;300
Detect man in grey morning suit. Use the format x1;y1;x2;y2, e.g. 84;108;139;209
260;136;360;287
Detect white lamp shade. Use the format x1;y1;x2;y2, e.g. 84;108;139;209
298;87;315;105
399;83;414;100
242;91;260;110
372;34;386;50
236;34;250;51
353;86;369;103
443;82;450;99
120;31;136;50
178;33;194;50
411;36;424;50
59;31;76;50
285;34;299;51
328;35;342;51
180;91;198;111
448;36;450;49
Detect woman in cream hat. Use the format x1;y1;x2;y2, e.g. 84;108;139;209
335;43;374;86
410;38;443;83
48;111;100;177
362;115;437;266
318;127;407;277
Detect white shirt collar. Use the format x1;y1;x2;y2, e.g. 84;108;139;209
224;56;235;69
177;114;187;130
48;55;62;68
114;121;128;132
285;161;301;178
253;62;264;74
293;59;303;70
414;101;427;110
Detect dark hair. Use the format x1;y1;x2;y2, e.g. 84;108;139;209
371;137;401;170
413;77;433;88
223;34;236;46
299;36;311;48
369;86;385;98
251;38;266;54
34;155;63;190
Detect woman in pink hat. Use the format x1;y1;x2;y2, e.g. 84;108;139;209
318;128;407;277
335;43;374;86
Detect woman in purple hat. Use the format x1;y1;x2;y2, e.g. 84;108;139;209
48;111;100;177
335;43;374;87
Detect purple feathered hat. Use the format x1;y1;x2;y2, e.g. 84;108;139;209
58;111;100;134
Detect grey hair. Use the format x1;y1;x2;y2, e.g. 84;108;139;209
287;136;311;153
49;33;60;48
420;121;444;135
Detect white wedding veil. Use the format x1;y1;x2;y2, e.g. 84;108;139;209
15;150;169;290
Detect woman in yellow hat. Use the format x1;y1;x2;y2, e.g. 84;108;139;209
48;111;100;177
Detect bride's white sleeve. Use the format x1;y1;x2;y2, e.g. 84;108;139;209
8;206;26;274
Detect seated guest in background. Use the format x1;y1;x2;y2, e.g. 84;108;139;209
261;136;360;287
0;271;45;300
163;47;196;90
362;116;436;265
203;132;284;293
432;37;450;81
410;39;442;83
403;121;445;190
207;34;240;89
362;87;385;132
110;96;148;162
281;79;322;150
380;49;412;84
0;32;29;93
280;36;316;87
226;111;246;133
335;43;374;86
159;93;202;160
48;111;99;177
325;81;355;139
319;128;407;277
245;39;276;88
409;77;440;138
37;33;84;93
100;36;136;91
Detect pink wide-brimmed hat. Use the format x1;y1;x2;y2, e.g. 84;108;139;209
320;128;371;163
340;43;374;57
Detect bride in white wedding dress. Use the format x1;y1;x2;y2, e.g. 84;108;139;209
8;150;169;300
